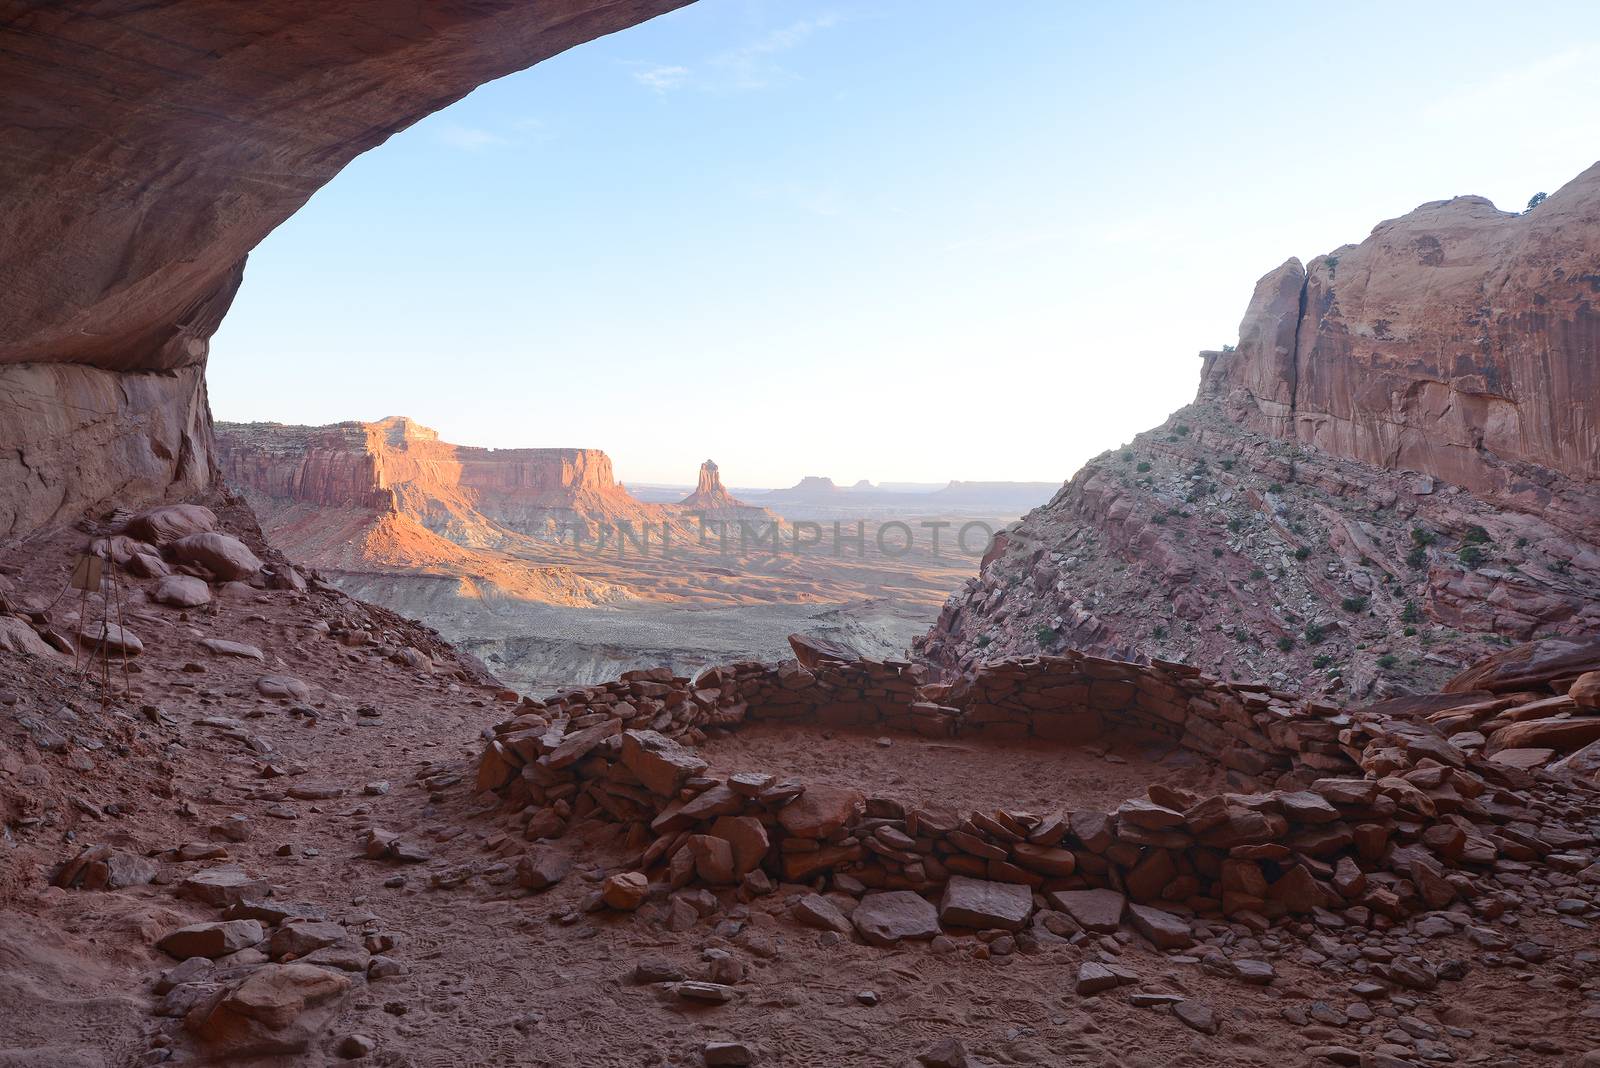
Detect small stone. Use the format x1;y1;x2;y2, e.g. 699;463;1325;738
1075;961;1119;995
602;871;649;911
517;849;571;891
676;981;734;1003
1234;959;1275;985
1128;904;1193;950
634;958;684;984
337;1034;376;1059
917;1038;982;1068
704;1041;753;1066
1172;1000;1219;1034
792;894;852;935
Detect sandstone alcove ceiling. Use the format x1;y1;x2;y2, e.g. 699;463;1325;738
0;0;691;536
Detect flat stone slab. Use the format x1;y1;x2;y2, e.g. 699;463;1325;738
1047;888;1126;933
1128;903;1194;950
852;891;940;946
938;875;1033;932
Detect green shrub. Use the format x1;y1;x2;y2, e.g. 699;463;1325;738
1211;547;1224;558
1406;546;1427;569
1136;461;1151;473
1151;513;1167;525
1462;524;1492;545
1276;636;1294;652
1249;568;1266;580
1304;622;1327;645
1227;517;1244;533
1411;526;1436;547
1341;595;1368;613
1120;450;1134;462
1459;545;1486;569
1152;625;1167;639
1312;654;1333;670
1174;424;1191;437
1034;625;1059;646
1268;482;1285;494
1220;458;1235;471
1403;626;1417;637
1400;600;1421;624
1377;653;1398;670
975;635;992;648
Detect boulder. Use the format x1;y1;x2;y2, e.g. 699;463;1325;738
0;616;58;658
775;784;864;840
268;920;346;961
158;919;264;959
620;729;707;797
257;675;310;701
188;963;351;1054
1569;671;1600;711
178;866;268;908
78;622;142;655
1486;715;1600;755
154;574;211;607
170;532;263;580
127;504;218;545
201;637;265;660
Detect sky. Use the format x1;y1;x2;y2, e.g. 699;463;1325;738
209;0;1600;488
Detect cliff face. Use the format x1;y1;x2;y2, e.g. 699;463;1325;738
923;162;1600;699
0;0;687;537
1201;162;1600;498
217;417;653;548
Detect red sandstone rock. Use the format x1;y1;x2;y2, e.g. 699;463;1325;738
776;784;864;840
1047;889;1126;933
938;876;1033;932
851;891;940;946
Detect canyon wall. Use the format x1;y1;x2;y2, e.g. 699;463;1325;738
0;0;690;537
217;417;652;545
926;163;1600;697
0;363;214;539
1200;162;1600;507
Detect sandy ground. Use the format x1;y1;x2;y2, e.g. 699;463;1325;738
696;724;1236;816
2;513;1598;1068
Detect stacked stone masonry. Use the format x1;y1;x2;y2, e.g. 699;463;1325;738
474;634;1600;944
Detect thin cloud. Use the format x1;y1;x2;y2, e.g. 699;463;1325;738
632;63;691;93
436;124;506;151
627;12;844;95
711;13;842;90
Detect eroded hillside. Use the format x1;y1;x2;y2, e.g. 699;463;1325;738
921;163;1600;698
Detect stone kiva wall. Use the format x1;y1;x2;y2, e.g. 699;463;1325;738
473;635;1582;941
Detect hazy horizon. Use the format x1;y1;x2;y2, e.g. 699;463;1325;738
209;0;1600;485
